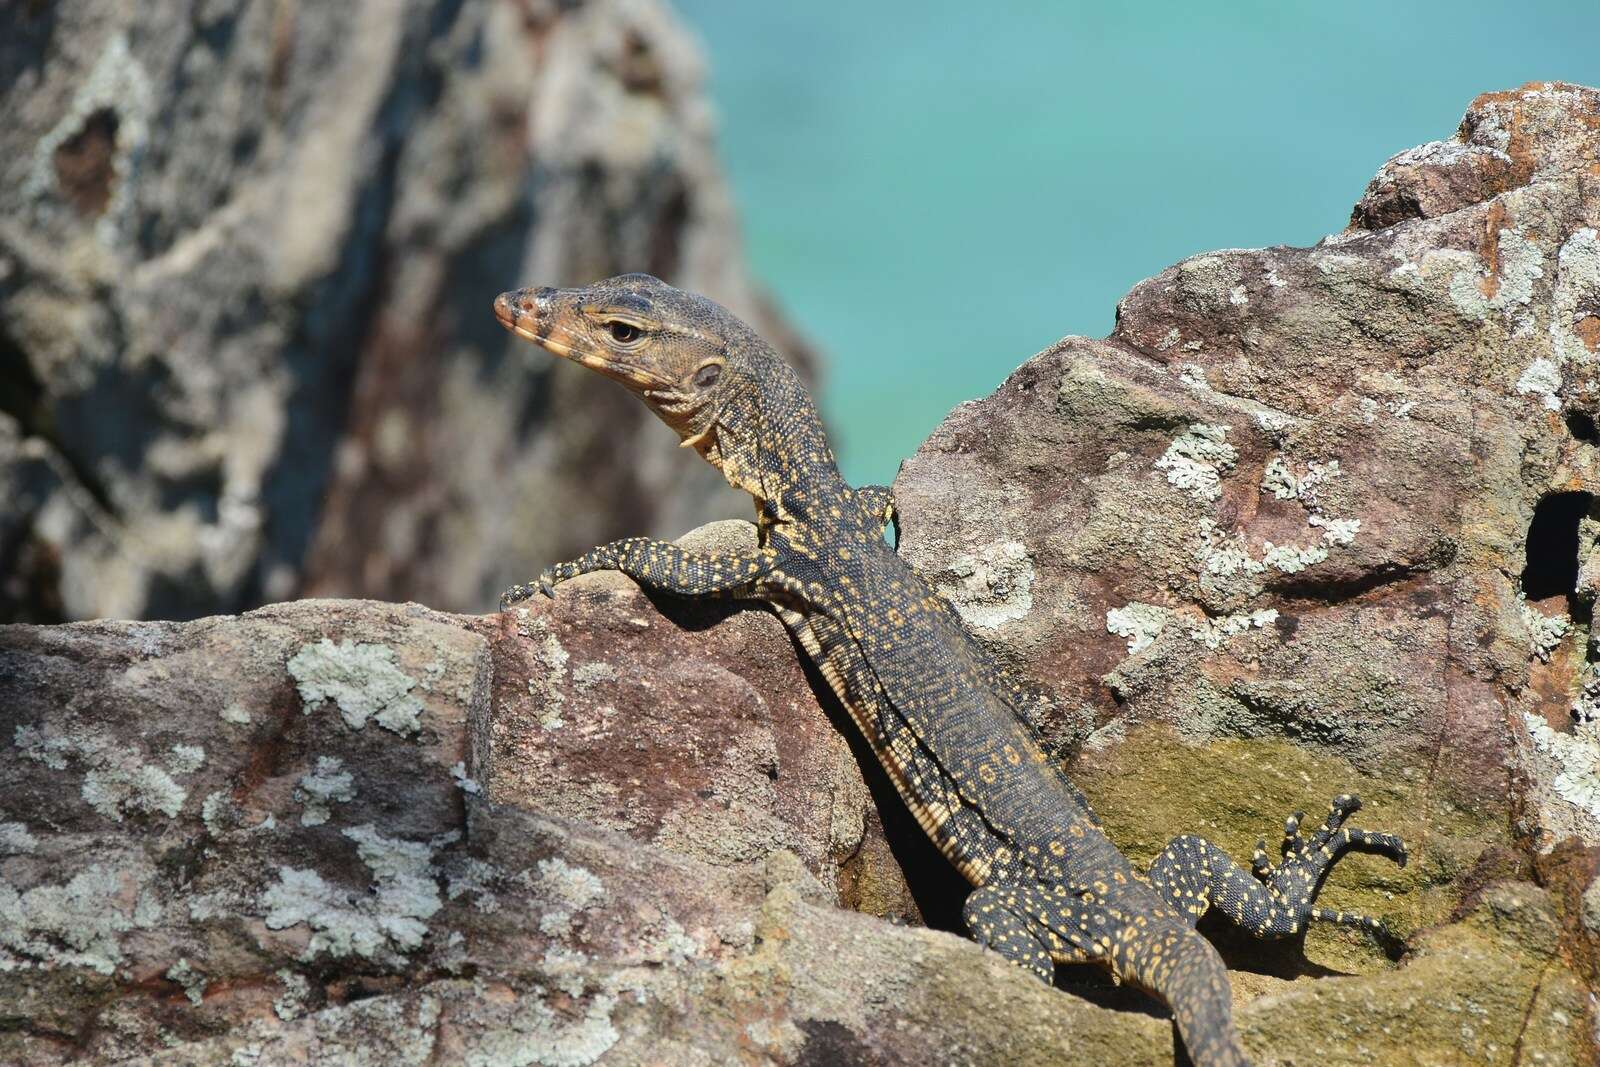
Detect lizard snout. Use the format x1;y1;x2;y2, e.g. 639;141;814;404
493;287;555;333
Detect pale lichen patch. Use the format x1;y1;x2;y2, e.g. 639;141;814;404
1573;661;1600;723
1186;609;1279;651
1523;713;1600;839
1195;520;1262;578
295;756;357;826
1155;424;1236;502
649;918;700;965
219;701;252;726
0;863;153;974
1178;363;1209;390
1519;594;1571;662
1261;455;1341;502
1552;228;1600;363
936;539;1035;629
1106;602;1171;654
529;857;605;939
541;946;589;997
1516;357;1563;411
464;990;620;1067
0;822;39;855
1309;514;1361;546
452;761;484;796
14;723;73;769
165;957;207;1005
21;724;198;821
287;638;424;736
1107;601;1276;654
1194;510;1359;580
82;762;188;821
522;618;571;731
260;824;444;963
571;662;618;690
1260;542;1329;574
273;968;310;1021
168;744;206;774
445;857;502;913
1449;228;1546;319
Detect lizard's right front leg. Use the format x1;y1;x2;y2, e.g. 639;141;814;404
500;537;778;608
855;484;899;542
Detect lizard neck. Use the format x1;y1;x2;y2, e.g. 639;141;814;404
701;342;849;533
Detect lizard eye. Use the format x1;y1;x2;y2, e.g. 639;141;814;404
692;362;722;389
607;321;641;344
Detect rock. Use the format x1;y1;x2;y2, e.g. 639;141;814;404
0;599;1127;1065
3;597;1589;1065
897;81;1600;996
0;0;814;624
487;520;921;922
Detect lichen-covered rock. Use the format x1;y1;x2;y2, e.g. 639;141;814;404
897;81;1600;1008
3;596;1589;1065
0;0;814;624
0;596;921;1065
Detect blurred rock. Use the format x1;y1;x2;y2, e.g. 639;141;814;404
0;0;814;623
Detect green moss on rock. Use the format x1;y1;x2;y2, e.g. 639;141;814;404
1072;726;1506;972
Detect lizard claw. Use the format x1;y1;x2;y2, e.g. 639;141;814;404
499;563;573;608
499;583;535;611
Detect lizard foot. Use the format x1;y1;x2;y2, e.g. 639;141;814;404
500;563;582;609
499;582;537;610
1150;794;1406;943
1253;793;1407;938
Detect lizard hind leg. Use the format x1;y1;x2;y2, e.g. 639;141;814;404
967;882;1250;1067
1149;793;1407;940
963;884;1056;983
1261;793;1407;936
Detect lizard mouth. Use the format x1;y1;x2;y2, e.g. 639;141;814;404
494;289;670;390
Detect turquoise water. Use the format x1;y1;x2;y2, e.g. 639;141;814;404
674;2;1597;486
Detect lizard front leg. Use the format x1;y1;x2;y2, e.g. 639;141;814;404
855;484;899;543
1147;793;1407;939
500;537;778;608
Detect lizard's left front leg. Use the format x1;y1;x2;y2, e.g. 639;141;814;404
500;537;778;608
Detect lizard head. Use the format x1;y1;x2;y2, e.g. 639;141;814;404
495;274;797;497
494;273;739;445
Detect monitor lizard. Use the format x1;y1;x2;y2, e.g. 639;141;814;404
493;274;1408;1067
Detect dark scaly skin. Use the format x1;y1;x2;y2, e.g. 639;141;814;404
493;274;1409;1067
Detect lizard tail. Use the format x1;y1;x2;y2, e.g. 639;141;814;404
1147;930;1251;1067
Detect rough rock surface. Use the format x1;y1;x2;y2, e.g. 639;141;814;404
2;598;1588;1066
5;84;1600;1065
0;0;812;624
